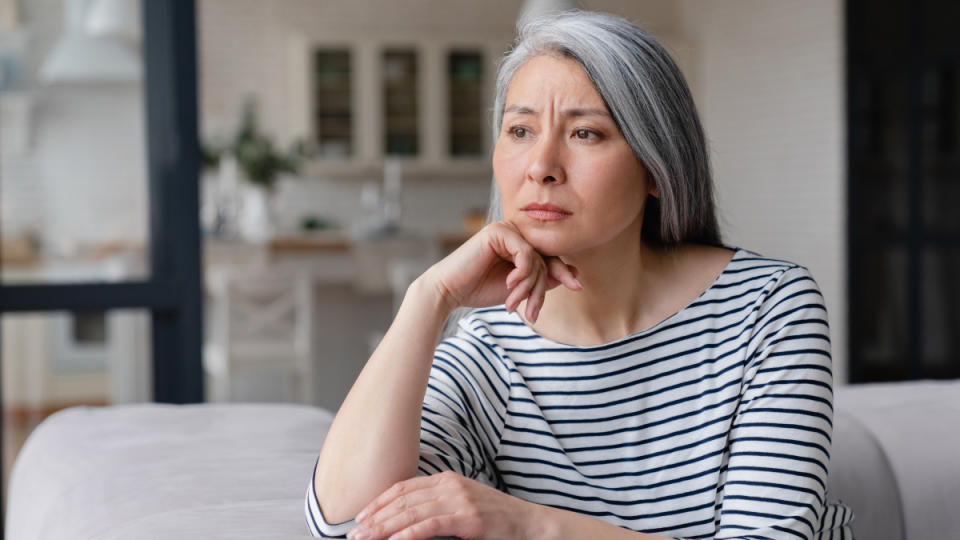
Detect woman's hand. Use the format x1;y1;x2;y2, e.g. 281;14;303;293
347;471;537;540
421;221;581;322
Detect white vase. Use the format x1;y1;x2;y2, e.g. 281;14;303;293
237;183;274;243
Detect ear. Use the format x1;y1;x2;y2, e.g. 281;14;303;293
649;185;660;199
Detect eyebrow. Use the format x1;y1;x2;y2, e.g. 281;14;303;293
503;105;610;118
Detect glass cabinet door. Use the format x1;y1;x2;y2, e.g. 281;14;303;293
448;51;484;157
305;44;494;163
383;49;418;156
313;49;353;157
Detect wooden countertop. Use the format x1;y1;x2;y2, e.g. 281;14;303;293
265;232;471;254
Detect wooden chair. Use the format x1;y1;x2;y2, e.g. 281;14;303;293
203;266;315;404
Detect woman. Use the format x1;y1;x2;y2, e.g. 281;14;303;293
306;11;853;540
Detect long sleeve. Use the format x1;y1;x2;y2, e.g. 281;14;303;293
305;455;356;538
713;266;848;539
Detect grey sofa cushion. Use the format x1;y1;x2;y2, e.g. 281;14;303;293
828;407;904;540
831;380;960;540
5;403;333;539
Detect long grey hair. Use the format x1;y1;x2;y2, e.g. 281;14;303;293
442;10;722;338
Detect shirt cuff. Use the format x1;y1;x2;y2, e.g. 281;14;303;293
304;458;357;538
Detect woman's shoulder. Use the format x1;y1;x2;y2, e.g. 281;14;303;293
721;245;815;281
434;307;519;384
702;245;824;313
719;246;825;313
672;243;807;285
439;306;544;359
452;306;522;341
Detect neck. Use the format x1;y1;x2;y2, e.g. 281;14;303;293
536;235;679;346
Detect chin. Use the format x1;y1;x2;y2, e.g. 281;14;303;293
516;225;574;257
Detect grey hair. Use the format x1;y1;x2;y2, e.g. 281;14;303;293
487;10;722;248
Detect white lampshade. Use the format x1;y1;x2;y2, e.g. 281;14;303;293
40;32;141;83
85;0;141;42
39;0;141;83
518;0;582;29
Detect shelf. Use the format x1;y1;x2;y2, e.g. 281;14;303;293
302;158;490;180
0;91;33;155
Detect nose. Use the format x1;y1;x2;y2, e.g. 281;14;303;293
525;134;565;185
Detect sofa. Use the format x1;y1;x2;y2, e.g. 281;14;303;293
6;380;960;539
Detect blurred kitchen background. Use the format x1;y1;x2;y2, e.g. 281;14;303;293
1;0;958;507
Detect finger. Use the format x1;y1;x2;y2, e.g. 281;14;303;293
390;515;465;540
518;244;544;280
487;224;545;279
545;275;562;290
360;499;442;540
362;488;436;530
487;222;532;262
511;247;532;279
507;255;541;308
504;273;536;313
546;257;582;291
526;269;549;323
505;266;523;290
502;248;538;293
355;475;441;523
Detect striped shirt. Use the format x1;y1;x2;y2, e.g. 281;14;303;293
306;247;854;538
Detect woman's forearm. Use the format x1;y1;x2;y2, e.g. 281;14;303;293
313;276;453;524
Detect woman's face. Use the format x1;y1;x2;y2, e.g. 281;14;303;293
493;54;656;258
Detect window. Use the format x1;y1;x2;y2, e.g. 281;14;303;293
848;0;960;381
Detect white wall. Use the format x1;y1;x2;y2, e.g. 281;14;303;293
679;0;847;383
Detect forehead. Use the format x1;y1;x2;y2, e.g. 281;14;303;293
505;54;607;108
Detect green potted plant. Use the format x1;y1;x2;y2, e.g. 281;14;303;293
201;99;312;241
203;99;310;192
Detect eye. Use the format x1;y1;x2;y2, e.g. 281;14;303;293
510;126;528;139
574;128;598;140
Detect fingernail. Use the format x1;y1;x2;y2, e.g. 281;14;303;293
574;278;583;289
355;509;369;522
348;527;369;540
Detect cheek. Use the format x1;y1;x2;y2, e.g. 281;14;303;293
574;161;647;223
492;143;523;207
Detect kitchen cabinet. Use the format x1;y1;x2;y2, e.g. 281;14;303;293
287;33;503;176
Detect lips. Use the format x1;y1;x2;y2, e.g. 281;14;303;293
520;202;572;221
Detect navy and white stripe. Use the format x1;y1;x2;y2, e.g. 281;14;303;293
307;248;854;538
